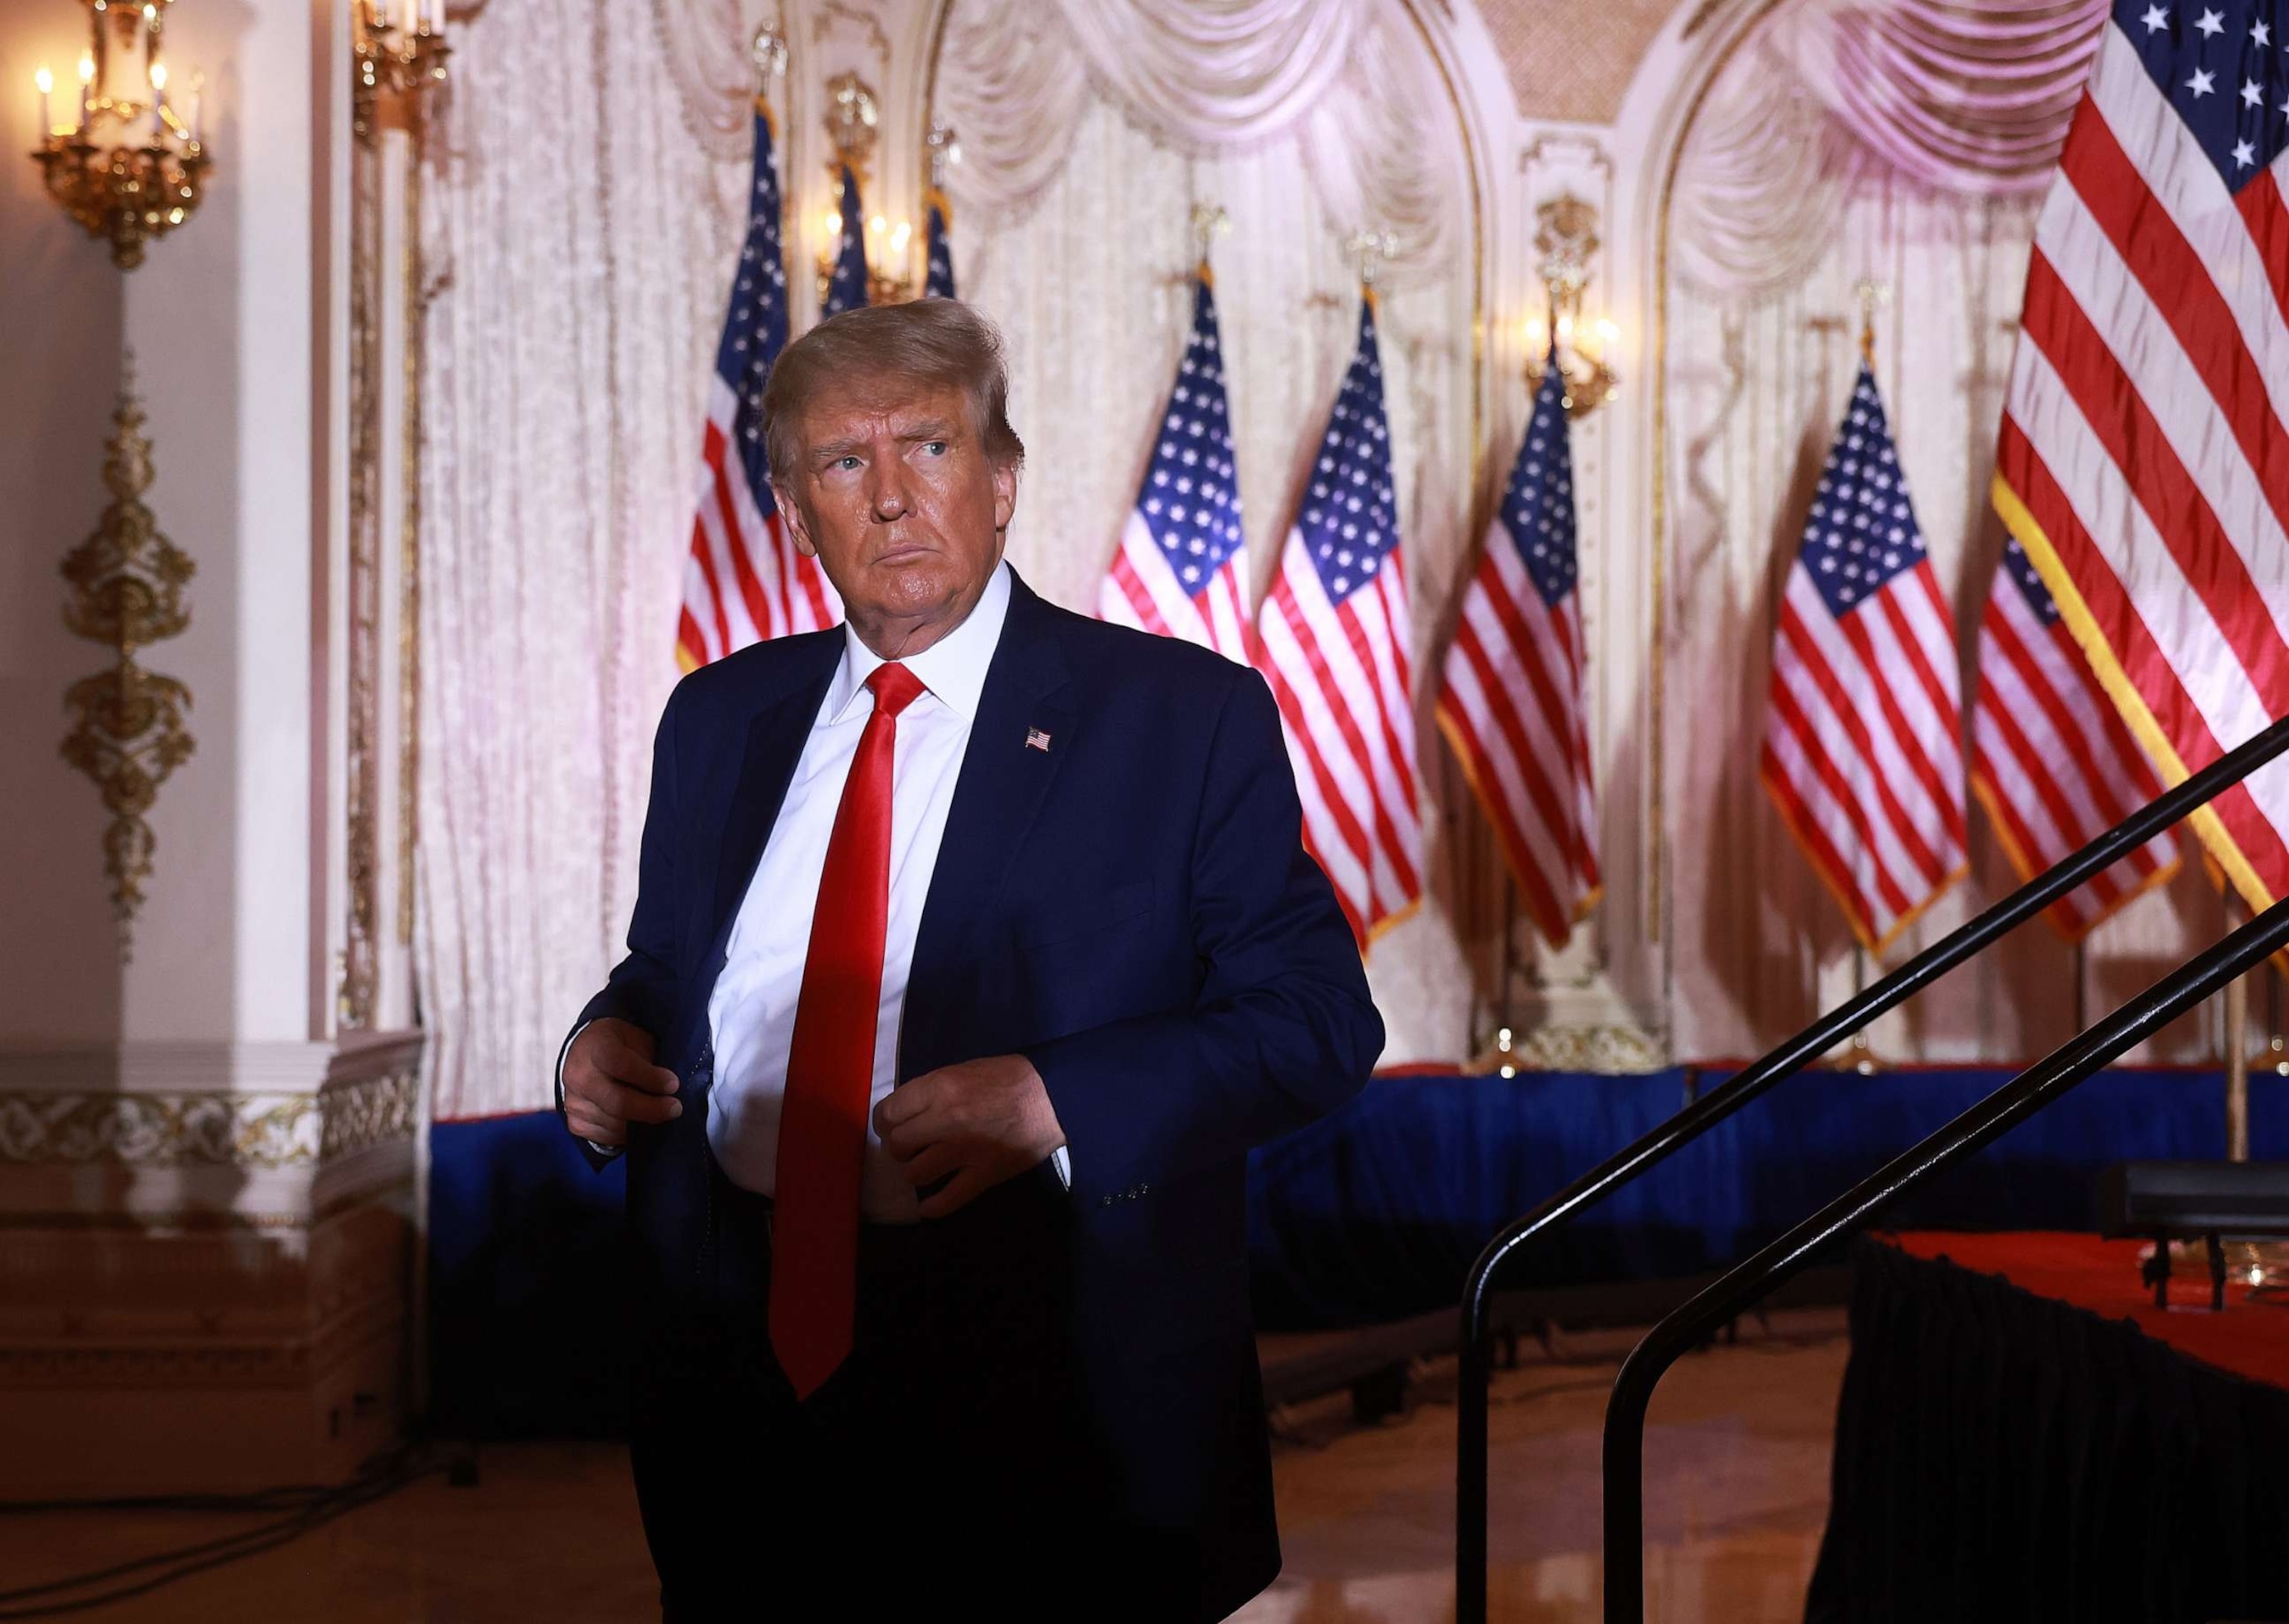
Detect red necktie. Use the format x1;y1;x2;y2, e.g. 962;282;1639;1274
769;661;927;1400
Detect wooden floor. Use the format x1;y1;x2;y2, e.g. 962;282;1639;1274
0;1309;1847;1622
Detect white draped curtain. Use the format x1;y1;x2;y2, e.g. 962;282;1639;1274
1661;0;2230;1064
418;0;1479;1118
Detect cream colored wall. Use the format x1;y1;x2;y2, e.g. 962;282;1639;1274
0;0;323;1050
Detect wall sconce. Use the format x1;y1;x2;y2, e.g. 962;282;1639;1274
1522;193;1620;419
352;0;449;139
29;0;209;270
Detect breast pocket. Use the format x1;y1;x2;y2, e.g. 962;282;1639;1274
1013;878;1156;952
997;879;1161;1038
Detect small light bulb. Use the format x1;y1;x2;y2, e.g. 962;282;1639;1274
35;66;54;95
821;209;841;239
1496;1027;1513;1047
1499;1065;1516;1079
1595;317;1619;343
890;220;912;250
150;62;167;92
79;54;96;84
867;213;886;235
1556;313;1574;340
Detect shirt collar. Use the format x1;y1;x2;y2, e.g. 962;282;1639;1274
827;559;1011;726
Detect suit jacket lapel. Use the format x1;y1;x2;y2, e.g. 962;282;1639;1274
903;574;1076;1079
705;643;840;969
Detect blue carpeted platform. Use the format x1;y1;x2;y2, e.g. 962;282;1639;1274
429;1065;2288;1437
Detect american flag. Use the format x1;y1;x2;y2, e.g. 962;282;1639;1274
1994;0;2289;913
675;104;840;673
1762;363;1967;954
1257;296;1422;948
1098;271;1254;664
922;187;956;299
1434;355;1600;948
822;163;870;320
1972;537;2179;938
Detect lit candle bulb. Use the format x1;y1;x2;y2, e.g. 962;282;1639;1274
890;219;912;281
148;60;166;137
77;53;92;130
34;65;51;140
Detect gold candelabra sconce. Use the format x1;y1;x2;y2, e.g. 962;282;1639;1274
1522;194;1621;419
814;71;919;306
353;0;451;139
60;359;197;957
28;0;209;270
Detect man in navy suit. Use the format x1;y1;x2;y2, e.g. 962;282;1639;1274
559;299;1381;1621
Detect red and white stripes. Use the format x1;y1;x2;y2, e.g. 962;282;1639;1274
1763;559;1968;954
677;378;841;673
1098;512;1256;664
1996;24;2289;908
1972;553;2178;939
1257;536;1422;947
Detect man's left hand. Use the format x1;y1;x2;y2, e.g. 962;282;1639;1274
874;1054;1068;1219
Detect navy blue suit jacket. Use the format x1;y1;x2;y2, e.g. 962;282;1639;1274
563;569;1381;1614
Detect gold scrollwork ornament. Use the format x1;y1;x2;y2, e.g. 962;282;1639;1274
60;369;196;957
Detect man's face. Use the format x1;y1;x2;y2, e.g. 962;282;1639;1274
774;380;1018;653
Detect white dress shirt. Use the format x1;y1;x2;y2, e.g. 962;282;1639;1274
701;562;1066;1221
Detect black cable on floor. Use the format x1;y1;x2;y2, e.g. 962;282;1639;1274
0;1446;454;1620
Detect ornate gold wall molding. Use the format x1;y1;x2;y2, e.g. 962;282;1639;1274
1508;1020;1668;1074
342;131;384;1030
0;1070;417;1169
58;369;195;957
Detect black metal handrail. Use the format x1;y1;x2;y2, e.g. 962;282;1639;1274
1600;892;2289;1623
1454;714;2289;1623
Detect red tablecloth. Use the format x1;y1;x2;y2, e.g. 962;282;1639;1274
1890;1230;2289;1390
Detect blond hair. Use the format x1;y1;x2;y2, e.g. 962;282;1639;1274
763;299;1026;485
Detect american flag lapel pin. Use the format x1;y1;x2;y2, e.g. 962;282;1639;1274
1025;726;1052;752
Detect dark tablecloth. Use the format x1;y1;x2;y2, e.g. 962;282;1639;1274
1807;1234;2289;1623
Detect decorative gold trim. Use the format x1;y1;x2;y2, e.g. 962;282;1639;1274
342;131;383;1030
0;1343;314;1391
1968;764;2182;943
60;366;196;957
1508;1019;1666;1074
811;1;892;69
398;150;425;948
1995;471;2278;913
0;1070;417;1169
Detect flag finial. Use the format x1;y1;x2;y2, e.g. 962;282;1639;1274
1853;277;1891;369
1347;228;1399;290
1191;203;1230;276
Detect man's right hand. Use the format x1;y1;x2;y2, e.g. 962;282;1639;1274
563;1018;683;1149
